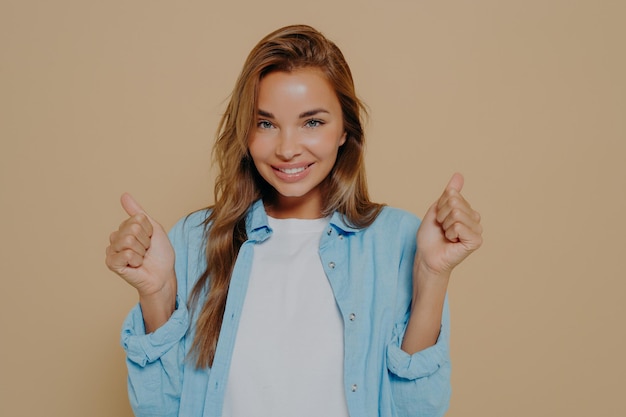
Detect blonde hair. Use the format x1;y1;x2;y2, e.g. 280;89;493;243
189;24;383;368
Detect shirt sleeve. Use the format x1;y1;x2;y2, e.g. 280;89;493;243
386;299;451;417
121;301;189;417
386;213;452;417
119;215;199;417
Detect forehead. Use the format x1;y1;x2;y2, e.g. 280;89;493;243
257;68;341;113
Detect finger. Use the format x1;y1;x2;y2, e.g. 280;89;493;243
439;199;481;227
109;232;149;256
436;174;465;212
445;172;464;193
121;193;145;217
111;216;153;247
105;248;145;272
441;209;483;236
436;193;474;224
122;220;152;248
443;222;483;249
121;194;156;237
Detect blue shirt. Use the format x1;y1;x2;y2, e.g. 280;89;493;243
122;200;451;417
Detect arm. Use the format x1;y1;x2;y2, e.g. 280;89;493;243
387;173;482;417
385;216;451;417
402;173;482;354
106;196;197;416
401;265;449;354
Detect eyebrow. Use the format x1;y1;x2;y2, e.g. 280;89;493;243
257;108;330;119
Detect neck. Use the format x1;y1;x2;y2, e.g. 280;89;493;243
265;193;323;219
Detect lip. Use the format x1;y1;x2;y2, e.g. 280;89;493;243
272;163;314;182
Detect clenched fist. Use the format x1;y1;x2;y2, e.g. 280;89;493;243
105;193;177;331
415;173;483;276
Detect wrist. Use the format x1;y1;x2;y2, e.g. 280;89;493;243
137;269;177;298
138;273;177;333
414;258;450;292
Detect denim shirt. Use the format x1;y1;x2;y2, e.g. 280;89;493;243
122;200;451;417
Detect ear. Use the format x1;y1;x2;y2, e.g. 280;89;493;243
339;131;347;146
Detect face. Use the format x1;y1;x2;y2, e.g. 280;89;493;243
248;68;346;219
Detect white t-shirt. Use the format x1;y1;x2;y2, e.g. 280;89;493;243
222;216;349;417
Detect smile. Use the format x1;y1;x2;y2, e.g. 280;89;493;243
278;166;307;174
275;163;313;175
271;163;314;182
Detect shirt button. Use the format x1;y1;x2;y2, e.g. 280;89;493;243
351;384;358;392
328;261;336;269
327;228;332;235
338;235;344;240
349;313;356;321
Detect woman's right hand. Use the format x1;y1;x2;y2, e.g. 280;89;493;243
106;193;177;331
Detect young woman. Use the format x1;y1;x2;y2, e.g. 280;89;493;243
106;24;482;417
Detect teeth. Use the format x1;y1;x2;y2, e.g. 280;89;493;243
279;166;306;174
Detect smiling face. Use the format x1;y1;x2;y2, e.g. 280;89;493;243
248;67;347;219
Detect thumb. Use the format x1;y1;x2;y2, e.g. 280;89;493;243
120;193;146;217
445;172;465;193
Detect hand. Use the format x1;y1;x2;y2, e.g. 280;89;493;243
105;193;176;298
415;173;483;277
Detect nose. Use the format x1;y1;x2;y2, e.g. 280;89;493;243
275;128;302;161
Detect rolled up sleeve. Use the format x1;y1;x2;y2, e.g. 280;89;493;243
386;298;451;417
122;298;190;367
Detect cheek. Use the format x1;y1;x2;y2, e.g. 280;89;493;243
247;137;264;162
320;143;341;169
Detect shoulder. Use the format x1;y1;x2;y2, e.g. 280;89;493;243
352;206;420;254
371;206;421;233
348;206;420;261
168;208;211;247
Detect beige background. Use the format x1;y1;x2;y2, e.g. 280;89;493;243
1;0;624;416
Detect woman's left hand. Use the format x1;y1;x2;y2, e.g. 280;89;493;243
415;173;483;277
401;173;482;354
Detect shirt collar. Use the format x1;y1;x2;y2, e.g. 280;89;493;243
244;199;363;241
329;211;361;234
245;200;271;242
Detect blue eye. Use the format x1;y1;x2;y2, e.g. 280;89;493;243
257;120;273;129
305;119;323;128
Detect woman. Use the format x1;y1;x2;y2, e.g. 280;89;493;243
106;24;482;417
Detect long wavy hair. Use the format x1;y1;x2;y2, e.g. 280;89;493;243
189;24;384;368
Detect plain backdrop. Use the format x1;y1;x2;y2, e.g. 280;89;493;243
1;1;624;416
